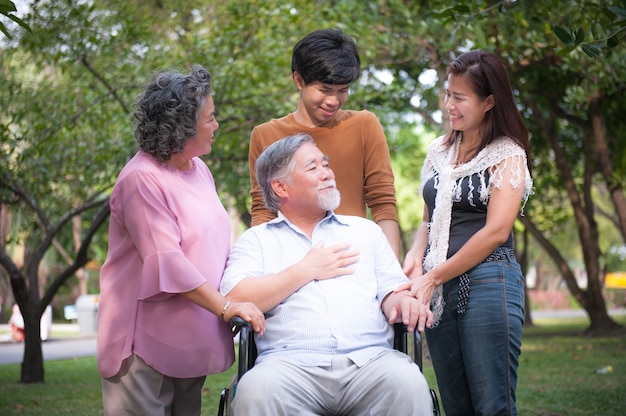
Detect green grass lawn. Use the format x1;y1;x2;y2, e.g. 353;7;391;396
516;317;626;416
1;315;624;415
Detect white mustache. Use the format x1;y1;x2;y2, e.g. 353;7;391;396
318;180;336;190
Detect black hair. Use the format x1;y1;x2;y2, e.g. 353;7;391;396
444;50;529;155
291;29;361;85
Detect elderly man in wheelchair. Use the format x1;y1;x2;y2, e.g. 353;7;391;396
219;133;437;416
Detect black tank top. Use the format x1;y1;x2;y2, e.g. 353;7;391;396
423;171;513;259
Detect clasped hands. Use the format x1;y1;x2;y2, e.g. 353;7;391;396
394;249;437;315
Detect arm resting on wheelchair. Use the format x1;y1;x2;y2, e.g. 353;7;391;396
230;317;424;377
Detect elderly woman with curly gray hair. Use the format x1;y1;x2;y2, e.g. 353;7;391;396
97;65;264;415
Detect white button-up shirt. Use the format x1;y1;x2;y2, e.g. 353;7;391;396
220;211;409;367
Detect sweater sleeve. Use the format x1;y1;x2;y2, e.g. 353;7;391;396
361;111;399;223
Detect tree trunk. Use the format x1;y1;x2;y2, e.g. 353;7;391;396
517;225;534;327
521;99;623;335
20;303;45;383
520;216;620;334
585;295;621;335
589;91;626;242
2;200;111;383
73;212;88;295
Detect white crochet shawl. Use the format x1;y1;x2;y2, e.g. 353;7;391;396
420;135;533;324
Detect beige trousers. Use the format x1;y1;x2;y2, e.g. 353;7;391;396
102;353;206;416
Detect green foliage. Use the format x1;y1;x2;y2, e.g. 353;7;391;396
604;244;626;272
0;0;31;39
552;0;626;57
2;1;623;249
392;127;436;246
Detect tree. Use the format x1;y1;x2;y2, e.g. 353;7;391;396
498;0;624;334
1;0;154;382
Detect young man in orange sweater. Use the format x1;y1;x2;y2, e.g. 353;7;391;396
248;28;401;259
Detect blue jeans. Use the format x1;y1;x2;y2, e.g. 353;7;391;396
426;253;525;416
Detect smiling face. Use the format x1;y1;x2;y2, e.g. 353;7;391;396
185;95;219;157
281;142;340;214
293;72;350;127
444;73;494;142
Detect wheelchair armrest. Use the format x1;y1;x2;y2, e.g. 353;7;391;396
230;316;256;380
393;322;424;372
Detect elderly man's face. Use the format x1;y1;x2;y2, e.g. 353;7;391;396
288;142;340;212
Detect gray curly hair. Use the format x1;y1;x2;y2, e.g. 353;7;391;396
133;65;212;162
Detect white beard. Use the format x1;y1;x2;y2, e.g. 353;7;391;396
318;186;341;211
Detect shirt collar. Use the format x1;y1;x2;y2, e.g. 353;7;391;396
268;210;347;229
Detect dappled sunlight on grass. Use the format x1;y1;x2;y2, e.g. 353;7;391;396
517;316;626;416
0;358;103;415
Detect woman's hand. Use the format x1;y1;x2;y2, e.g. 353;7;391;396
402;248;424;280
223;301;266;336
382;290;434;333
395;271;437;307
402;217;428;280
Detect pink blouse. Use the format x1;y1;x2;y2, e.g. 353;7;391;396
97;151;234;378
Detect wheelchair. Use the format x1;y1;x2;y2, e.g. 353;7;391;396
217;317;441;416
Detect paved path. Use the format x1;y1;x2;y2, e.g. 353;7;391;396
0;324;96;365
532;308;626;319
0;336;96;364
